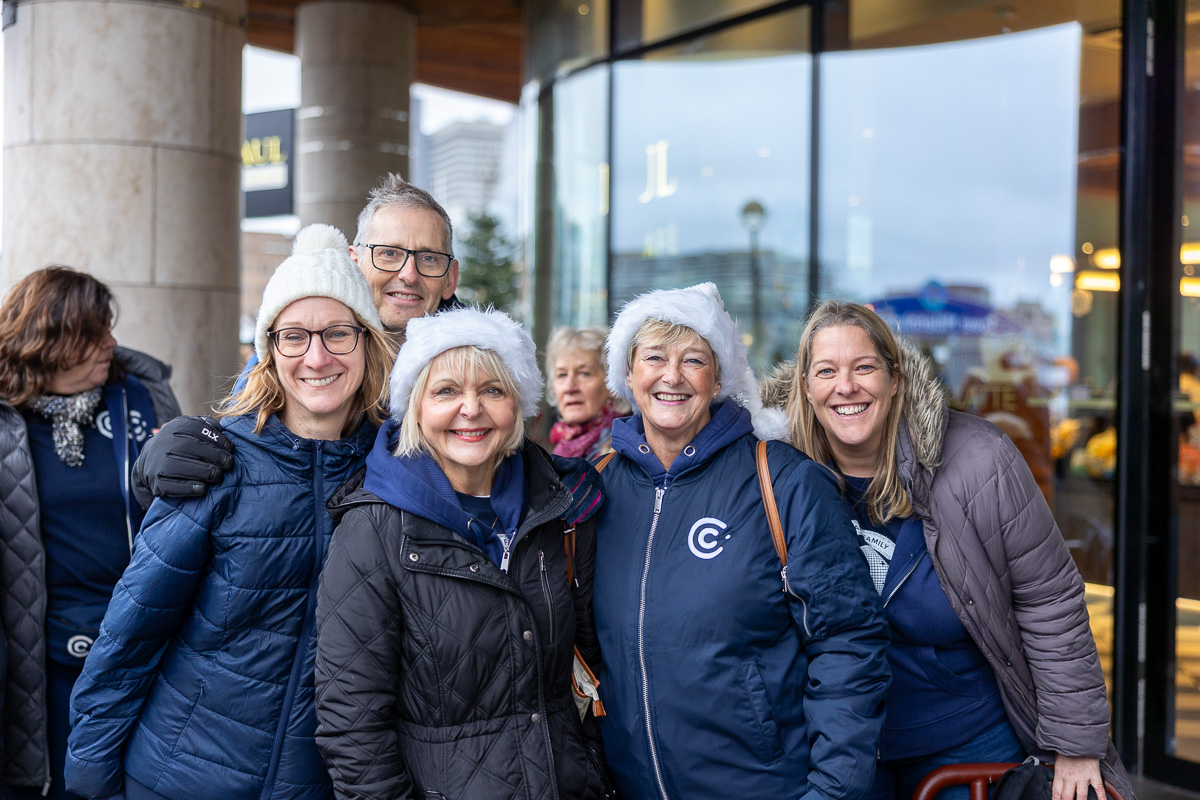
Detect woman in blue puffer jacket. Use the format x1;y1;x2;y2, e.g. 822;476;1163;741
64;225;393;800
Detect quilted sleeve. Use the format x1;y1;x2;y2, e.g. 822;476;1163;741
64;496;214;798
315;507;414;800
986;434;1110;759
777;453;890;800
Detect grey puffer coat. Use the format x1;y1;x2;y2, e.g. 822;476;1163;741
763;345;1134;800
0;347;180;790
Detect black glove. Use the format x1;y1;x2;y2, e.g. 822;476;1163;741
131;415;236;508
551;453;603;525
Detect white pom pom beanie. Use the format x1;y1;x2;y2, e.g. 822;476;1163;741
389;307;543;421
255;223;382;360
605;282;789;440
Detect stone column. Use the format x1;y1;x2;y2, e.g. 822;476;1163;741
296;1;415;241
3;0;245;414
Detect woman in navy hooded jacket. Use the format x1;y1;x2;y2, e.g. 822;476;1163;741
593;283;890;800
64;225;394;800
313;307;610;800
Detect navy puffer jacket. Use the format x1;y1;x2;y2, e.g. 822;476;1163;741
65;414;374;800
594;400;890;800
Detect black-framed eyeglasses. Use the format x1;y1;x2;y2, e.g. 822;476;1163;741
360;244;454;277
268;325;364;358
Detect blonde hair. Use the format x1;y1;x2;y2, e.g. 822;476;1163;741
789;301;910;525
218;312;393;436
626;319;720;377
394;346;525;466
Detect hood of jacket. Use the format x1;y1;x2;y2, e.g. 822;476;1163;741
760;340;948;477
360;418;528;548
610;398;755;482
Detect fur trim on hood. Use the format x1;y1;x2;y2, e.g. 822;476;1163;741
760;339;947;471
389;307;543;421
605;282;789;440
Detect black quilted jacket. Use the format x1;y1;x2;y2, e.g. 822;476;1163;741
0;347;180;789
314;443;609;800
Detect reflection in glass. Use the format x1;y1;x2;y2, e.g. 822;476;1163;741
526;0;610;83
615;0;778;50
1173;2;1200;765
610;10;811;370
819;2;1122;710
548;67;611;328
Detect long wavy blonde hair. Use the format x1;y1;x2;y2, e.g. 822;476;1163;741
788;301;911;524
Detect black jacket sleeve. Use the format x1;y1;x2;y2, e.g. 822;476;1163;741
315;506;415;800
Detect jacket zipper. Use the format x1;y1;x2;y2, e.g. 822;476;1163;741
638;486;672;800
780;567;812;638
260;441;325;799
538;549;556;644
113;386;134;552
883;552;925;608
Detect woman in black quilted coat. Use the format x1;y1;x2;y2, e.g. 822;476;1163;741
314;307;610;800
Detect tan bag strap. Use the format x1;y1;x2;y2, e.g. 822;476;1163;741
594;452;616;472
756;440;787;568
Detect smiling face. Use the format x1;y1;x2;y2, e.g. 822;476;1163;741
44;330;118;395
804;324;899;476
553;349;610;425
628;333;719;462
418;351;519;495
273;297;366;440
352;205;459;336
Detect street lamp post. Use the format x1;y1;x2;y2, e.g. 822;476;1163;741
741;200;767;366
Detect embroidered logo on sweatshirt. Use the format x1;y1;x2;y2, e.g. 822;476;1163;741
688;517;730;559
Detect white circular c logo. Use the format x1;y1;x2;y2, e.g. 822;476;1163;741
688;517;729;560
67;635;94;658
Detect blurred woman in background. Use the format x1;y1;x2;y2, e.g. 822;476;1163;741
546;326;628;461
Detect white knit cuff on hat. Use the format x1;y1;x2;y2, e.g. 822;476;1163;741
254;223;383;361
389;307;543;421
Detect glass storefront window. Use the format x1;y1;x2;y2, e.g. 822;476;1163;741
610;8;812;370
819;1;1122;701
551;66;611;327
526;0;610;83
1172;2;1200;764
615;0;778;51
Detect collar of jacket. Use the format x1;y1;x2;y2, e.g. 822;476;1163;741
359;422;571;544
610;398;754;482
222;413;374;478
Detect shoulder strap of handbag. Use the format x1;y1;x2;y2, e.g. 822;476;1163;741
593;447;784;567
756;440;787;568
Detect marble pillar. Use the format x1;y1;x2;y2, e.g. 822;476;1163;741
3;0;245;414
296;1;415;241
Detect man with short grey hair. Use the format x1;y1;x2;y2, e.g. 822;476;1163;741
349;175;461;342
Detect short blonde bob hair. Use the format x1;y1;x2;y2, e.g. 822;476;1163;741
789;300;910;524
218;310;393;436
394;345;525;465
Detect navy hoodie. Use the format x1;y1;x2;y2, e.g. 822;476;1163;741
363;419;527;568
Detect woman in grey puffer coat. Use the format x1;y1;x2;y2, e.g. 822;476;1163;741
763;301;1133;800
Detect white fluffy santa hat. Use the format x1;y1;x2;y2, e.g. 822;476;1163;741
389;307;543;420
605;282;789;440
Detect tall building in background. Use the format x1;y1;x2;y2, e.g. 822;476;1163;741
427;120;506;242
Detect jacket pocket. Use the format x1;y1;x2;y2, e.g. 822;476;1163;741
539;549;556;644
739;657;785;763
